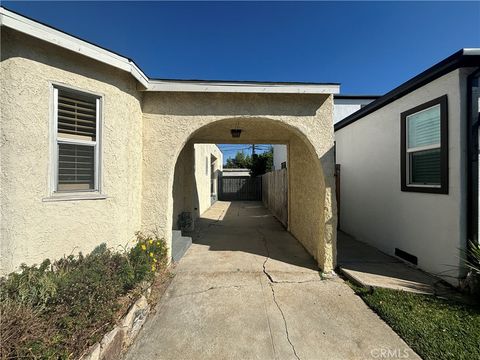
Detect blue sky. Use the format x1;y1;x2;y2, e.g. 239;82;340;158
4;1;479;161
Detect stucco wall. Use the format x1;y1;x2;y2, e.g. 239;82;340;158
335;69;474;284
1;29;144;273
142;92;337;272
1;28;337;274
194;144;223;215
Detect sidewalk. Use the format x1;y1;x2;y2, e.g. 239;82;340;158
337;231;461;299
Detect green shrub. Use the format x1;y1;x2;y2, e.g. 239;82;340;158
129;231;168;284
465;240;480;275
0;232;168;359
0;259;57;309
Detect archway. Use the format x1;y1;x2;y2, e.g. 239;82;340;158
141;91;336;273
169;117;336;272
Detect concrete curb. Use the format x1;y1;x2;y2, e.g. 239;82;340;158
338;266;373;291
79;291;152;360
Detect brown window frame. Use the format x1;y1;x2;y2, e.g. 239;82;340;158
400;95;448;194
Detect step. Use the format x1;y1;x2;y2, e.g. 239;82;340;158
172;232;192;263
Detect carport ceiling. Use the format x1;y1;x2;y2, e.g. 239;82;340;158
191;118;296;144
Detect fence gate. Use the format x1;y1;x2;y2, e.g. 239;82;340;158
218;176;262;201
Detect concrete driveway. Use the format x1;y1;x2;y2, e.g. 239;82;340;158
125;201;419;360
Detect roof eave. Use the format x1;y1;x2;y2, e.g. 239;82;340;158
146;80;340;94
334;49;480;132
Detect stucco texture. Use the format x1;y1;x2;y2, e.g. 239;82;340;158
193;144;223;216
1;29;144;273
143;92;337;272
1;28;337;274
335;68;476;285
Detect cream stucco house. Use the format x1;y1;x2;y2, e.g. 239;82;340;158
0;8;338;274
335;49;480;285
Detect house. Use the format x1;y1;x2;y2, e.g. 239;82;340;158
335;49;480;285
222;168;251;177
173;143;222;230
272;144;288;170
333;95;380;124
272;95;379;170
194;144;223;216
0;7;338;274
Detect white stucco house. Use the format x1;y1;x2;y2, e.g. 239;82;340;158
273;95;379;170
335;49;480;285
0;7;339;274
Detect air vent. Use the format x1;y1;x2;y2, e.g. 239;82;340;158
395;248;418;265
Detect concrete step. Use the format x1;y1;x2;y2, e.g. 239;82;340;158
172;230;192;263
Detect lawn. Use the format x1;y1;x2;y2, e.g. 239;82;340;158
351;285;480;360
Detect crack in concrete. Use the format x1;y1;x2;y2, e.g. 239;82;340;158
259;275;278;360
172;284;245;298
271;279;322;284
257;228;301;360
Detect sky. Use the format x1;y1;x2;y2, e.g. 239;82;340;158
218;144;272;163
4;1;479;161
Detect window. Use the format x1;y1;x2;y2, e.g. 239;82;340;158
401;95;448;194
53;87;101;193
281;161;287;169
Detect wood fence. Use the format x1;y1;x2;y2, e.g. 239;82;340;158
262;169;288;227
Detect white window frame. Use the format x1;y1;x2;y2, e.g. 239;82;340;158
405;104;441;188
47;85;104;200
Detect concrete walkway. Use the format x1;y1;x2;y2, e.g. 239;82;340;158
125;201;419;360
337;231;457;298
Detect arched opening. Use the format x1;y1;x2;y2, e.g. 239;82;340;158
170;117;334;272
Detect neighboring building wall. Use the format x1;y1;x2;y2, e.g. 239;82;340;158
335;69;474;285
333;98;376;124
0;29;144;273
172;143;195;231
194;144;223;216
272;98;377;168
273;144;287;170
222;168;251;177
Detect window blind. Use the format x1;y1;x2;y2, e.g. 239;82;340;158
58;143;95;191
58;92;96;141
407;105;440;149
410;148;441;184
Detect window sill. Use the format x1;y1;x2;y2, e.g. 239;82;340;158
401;185;448;194
42;193;108;202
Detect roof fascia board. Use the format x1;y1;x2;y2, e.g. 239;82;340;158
146;80;340;94
334;95;380;99
464;48;480;56
0;7;149;88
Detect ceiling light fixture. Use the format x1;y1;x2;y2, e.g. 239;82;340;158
231;129;242;138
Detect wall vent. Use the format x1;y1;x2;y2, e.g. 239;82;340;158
395;248;418;265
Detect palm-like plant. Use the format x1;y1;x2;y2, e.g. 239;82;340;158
465;241;480;275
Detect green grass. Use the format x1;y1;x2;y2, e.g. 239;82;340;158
351;285;480;360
